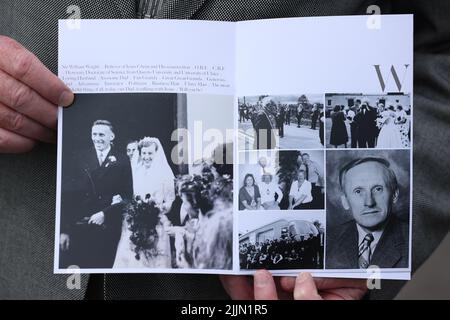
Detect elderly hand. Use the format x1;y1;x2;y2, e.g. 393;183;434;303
0;36;74;153
220;270;367;300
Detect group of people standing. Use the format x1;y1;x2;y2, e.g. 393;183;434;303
239;100;325;149
239;152;324;211
240;234;323;270
274;103;322;137
329;99;411;149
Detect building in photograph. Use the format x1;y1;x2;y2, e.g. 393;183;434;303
239;219;321;245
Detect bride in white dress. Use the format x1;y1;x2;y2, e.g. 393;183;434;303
376;106;403;149
113;137;175;268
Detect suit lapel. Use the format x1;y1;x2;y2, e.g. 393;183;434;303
112;0;138;18
95;148;116;181
155;0;208;19
370;218;404;268
84;147;101;173
100;148;114;169
338;222;359;268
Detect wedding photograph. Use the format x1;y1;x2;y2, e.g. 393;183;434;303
238;94;325;151
325;93;411;149
239;212;325;270
325;150;410;270
57;93;234;271
238;150;324;211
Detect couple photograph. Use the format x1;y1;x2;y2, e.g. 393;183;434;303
58;93;234;271
326;93;411;149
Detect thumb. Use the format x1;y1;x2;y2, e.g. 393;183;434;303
254;270;278;300
293;273;322;300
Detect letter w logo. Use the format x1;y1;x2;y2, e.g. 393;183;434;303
374;65;410;92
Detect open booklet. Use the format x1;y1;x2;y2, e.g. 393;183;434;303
55;15;413;279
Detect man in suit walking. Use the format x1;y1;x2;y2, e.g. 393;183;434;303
310;104;320;130
326;157;409;269
275;105;285;138
251;106;276;149
60;120;133;269
296;103;304;128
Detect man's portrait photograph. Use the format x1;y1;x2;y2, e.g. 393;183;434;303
325;150;410;270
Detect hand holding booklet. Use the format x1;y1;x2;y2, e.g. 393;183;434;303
55;15;413;280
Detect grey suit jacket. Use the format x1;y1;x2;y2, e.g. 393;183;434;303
1;0;450;300
326;216;409;269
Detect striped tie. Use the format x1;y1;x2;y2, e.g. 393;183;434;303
358;233;374;269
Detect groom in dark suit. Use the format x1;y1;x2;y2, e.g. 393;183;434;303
326;157;409;269
354;101;378;148
60;120;132;269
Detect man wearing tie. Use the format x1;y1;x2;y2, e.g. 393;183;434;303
326;157;409;269
60;120;132;269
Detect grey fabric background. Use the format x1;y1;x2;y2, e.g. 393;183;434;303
0;0;449;299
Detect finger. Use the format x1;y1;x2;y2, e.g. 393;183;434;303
254;270;278;300
314;278;367;300
280;276;296;292
0;69;59;129
219;275;254;300
0;36;74;106
273;277;295;300
0;127;36;153
293;273;322;300
0;102;56;143
314;277;367;291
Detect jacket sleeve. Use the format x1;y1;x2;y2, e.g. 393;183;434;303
391;0;450;273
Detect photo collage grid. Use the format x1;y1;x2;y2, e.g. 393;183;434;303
237;93;411;272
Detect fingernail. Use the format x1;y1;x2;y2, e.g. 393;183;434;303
297;272;309;283
59;90;74;107
254;270;270;287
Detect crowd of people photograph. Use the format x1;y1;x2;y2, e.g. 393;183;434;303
239;217;324;270
326;94;411;149
238;94;324;150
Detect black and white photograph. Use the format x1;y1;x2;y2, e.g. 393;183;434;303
57;93;234;271
238;150;324;211
325;150;410;269
326;93;411;149
239;212;325;270
238;94;325;151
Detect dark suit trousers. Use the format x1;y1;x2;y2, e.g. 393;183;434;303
350;123;358;148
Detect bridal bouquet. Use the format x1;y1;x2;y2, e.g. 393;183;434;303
126;196;161;260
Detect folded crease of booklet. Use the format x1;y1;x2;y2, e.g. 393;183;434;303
55;15;413;280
